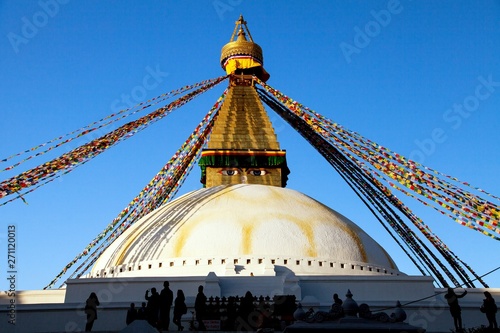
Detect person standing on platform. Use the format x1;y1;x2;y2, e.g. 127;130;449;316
137;302;147;320
195;285;207;331
173;289;187;331
445;288;467;332
481;291;498;330
159;281;174;331
126;303;137;325
84;292;100;332
145;287;161;328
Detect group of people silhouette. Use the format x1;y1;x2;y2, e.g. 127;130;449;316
445;288;498;332
124;286;271;331
83;286;497;332
83;281;187;332
126;281;188;331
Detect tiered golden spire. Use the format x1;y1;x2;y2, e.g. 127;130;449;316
198;16;288;187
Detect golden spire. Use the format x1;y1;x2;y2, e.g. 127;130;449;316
199;16;288;187
220;15;269;82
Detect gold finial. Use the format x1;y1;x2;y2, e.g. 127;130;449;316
221;15;268;81
229;15;254;42
236;28;247;41
237;14;246;25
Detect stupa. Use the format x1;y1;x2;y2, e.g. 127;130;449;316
88;16;400;281
0;15;495;333
69;15;426;332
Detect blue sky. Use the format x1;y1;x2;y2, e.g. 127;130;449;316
1;1;499;291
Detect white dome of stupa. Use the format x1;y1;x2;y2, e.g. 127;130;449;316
90;184;401;278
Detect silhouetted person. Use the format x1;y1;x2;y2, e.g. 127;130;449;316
137;302;147;320
126;303;138;325
173;289;187;331
159;281;174;331
84;292;100;332
481;291;498;330
195;285;207;331
145;287;161;328
238;291;256;331
445;288;467;332
224;296;237;330
330;293;344;317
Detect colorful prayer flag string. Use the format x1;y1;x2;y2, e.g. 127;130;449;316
1;76;228;205
45;88;228;289
1;76;225;172
255;78;500;239
256;80;491;287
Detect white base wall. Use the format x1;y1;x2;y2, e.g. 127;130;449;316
0;272;498;332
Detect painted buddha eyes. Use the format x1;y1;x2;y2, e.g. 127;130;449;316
221;169;239;176
219;168;268;176
249;169;267;176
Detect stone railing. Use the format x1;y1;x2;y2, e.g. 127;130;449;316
197;294;297;331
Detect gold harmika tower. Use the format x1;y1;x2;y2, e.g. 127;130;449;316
199;15;289;188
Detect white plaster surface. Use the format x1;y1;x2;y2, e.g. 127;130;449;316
92;184;398;278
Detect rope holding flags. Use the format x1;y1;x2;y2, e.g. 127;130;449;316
44;88;229;289
2;71;497;289
0;76;228;205
255;78;494;288
0;77;224;172
255;77;500;240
